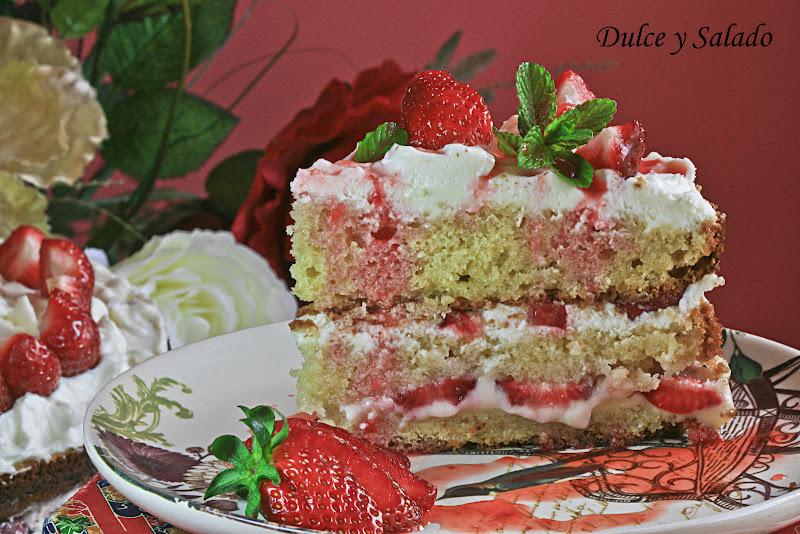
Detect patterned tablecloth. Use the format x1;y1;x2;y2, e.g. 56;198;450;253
42;474;800;534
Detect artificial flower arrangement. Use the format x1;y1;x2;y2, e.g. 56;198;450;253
0;0;497;342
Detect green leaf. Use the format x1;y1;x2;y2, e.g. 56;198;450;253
101;0;235;90
119;0;197;18
257;463;281;486
270;417;289;449
244;479;262;518
545;98;616;139
546;128;594;153
451;49;496;82
103;90;238;179
205;150;261;221
494;129;522;157
204;467;247;499
517;128;553;169
50;0;110;37
208;435;251;466
552;152;594;188
426;30;461;70
353;122;409;163
239;405;275;451
515;62;556;136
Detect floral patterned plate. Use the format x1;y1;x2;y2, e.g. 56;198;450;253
83;323;800;533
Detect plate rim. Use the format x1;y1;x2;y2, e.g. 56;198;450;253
82;324;800;533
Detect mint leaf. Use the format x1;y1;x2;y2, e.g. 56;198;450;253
353;122;409;163
515;62;556;136
204;405;287;519
494;129;522;156
547;128;594;153
517;128;553;169
552;152;594;188
545;98;616;140
102;90;237;179
50;0;110;38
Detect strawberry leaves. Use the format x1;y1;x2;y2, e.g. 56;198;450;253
204;405;286;518
353;121;409;163
498;62;617;188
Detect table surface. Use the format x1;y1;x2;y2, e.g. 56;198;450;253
41;474;800;534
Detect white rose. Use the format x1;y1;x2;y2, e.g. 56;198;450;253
0;18;107;188
112;230;297;348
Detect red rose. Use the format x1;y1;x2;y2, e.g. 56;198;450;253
231;60;414;282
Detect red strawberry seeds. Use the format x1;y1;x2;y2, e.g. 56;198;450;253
2;334;61;397
40;238;95;311
258;417;435;533
0;225;46;289
401;70;492;150
40;289;100;376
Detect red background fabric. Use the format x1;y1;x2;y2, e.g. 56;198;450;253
183;0;799;347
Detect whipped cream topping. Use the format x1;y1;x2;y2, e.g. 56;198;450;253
291;122;718;231
0;264;167;474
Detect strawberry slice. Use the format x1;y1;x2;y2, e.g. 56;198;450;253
555;70;596;116
307;419;436;510
40;238;94;311
439;311;484;341
2;333;61;397
497;377;595;407
644;376;723;414
576;121;647;177
395;377;477;411
260;440;383;533
401;70;492;150
0;373;13;413
0;225;45;289
526;302;567;329
40;289;100;376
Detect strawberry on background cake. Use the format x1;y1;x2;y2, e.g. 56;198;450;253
289;62;733;452
0;226;167;529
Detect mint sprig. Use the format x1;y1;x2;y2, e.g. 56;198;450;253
353;122;409;163
204;405;288;518
497;62;617;188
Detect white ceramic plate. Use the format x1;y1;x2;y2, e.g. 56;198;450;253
83;324;800;534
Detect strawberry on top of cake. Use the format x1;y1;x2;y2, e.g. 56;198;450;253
0;225;167;525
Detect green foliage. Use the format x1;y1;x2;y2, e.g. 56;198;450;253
103;90;238;179
205;405;287;518
353;122;409;163
426;30;499;101
53;515;94;534
101;0;235;90
50;0;110;38
91;375;193;446
495;61;617;188
205;150;262;222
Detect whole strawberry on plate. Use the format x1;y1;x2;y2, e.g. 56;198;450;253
204;405;436;533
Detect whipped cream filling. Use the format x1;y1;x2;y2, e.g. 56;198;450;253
291;122;718;231
0;264;167;474
343;367;734;432
296;274;723;351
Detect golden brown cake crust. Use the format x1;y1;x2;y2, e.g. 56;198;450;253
0;447;94;520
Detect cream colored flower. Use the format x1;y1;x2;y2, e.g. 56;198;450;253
0;18;106;188
0;171;49;239
113;231;297;348
0;18;77;71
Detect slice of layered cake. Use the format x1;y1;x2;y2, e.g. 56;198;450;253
290;64;733;452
